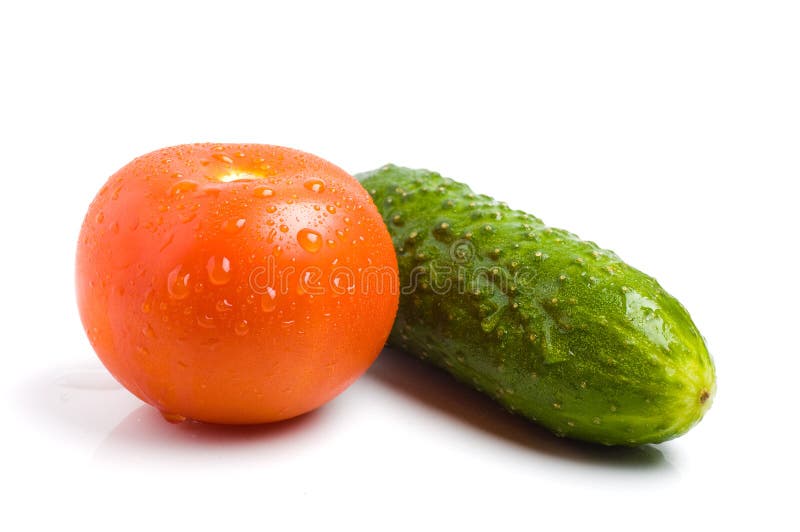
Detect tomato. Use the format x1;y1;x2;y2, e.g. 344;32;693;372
76;144;399;424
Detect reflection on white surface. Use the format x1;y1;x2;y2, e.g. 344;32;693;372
20;360;333;467
22;361;139;440
94;404;326;465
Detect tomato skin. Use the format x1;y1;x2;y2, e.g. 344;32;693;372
76;144;399;423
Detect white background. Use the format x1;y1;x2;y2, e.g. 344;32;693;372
1;1;798;530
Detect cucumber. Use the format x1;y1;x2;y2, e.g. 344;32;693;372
358;165;715;446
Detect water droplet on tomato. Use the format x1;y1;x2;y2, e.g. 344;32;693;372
222;217;246;233
215;299;234;312
261;287;278;312
326;205;336;214
234;319;249;336
170;180;198;195
158;233;176;252
266;205;277;213
141;290;154;313
279;224;289;233
110;222;119;234
332;272;356;293
206;256;231;285
142;323;156;339
167;265;191;299
304;178;325;193
197;313;215;328
212;153;233;165
343;216;351;224
161;412;186;424
95;211;105;224
297;228;322;253
254;186;275;198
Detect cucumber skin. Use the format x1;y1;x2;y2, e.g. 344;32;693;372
358;165;715;446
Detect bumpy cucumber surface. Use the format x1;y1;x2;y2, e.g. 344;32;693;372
358;165;715;445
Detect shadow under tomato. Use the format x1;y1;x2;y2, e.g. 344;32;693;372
91;403;328;465
98;402;323;451
366;348;674;471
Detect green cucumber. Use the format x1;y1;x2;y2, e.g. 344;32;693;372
358;165;715;446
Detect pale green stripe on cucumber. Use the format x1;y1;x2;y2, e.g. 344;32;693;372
358;165;715;446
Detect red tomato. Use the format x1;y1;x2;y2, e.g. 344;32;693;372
76;144;399;424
